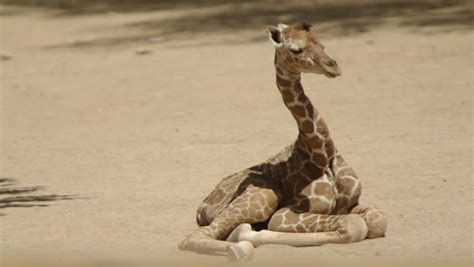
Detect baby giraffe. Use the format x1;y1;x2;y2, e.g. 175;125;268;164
178;22;387;261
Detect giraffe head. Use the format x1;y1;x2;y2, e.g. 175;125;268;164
267;22;341;78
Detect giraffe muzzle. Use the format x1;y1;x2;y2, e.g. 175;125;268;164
322;58;341;78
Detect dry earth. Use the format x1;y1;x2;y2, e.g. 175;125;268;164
0;2;472;267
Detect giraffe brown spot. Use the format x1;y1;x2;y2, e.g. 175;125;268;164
285;173;302;186
276;75;292;87
249;192;264;203
297;95;306;104
301;161;321;178
294;81;304;93
293;150;304;163
314;182;335;198
207;188;225;205
325;139;336;159
290;105;306;118
308;198;331;214
293;179;309;195
248;207;257;218
263;206;275;215
255;210;265;221
338;167;357;178
295;224;306;232
337;178;355;195
301;214;318;228
277;163;289;181
317;119;330;137
308;136;324;149
276;67;284;76
281;90;294;103
305;103;314;118
286;197;307;211
335;197;349;212
296;136;311;151
312;152;328;167
284;212;301;225
236;214;246;222
296;147;310;160
268;214;283;230
301;120;314;133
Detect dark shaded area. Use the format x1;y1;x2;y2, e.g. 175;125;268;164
0;8;21;16
146;0;472;37
0;186;44;194
0;0;261;14
196;161;284;228
2;0;472;49
0;178;75;212
401;7;473;28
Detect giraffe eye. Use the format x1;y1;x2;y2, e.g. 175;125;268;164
290;48;303;55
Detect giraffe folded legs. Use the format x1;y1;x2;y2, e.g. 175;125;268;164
227;208;368;247
179;184;280;261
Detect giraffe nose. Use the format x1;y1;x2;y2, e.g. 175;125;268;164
324;59;337;67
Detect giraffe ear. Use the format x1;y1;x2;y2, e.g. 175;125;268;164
267;26;282;47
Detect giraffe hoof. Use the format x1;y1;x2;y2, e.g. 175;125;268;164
226;223;253;242
227;241;254;262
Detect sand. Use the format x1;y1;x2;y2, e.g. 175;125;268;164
0;2;472;266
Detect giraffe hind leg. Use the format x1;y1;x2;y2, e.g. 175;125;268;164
179;185;280;261
350;205;387;238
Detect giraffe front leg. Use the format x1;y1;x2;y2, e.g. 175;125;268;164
227;207;368;247
350;205;387;239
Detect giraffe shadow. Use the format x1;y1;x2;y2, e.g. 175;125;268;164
0;177;76;216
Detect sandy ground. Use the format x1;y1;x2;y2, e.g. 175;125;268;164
0;3;472;267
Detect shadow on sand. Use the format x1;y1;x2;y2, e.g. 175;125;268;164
0;178;75;215
1;0;472;48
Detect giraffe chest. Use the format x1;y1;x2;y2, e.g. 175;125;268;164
282;168;338;215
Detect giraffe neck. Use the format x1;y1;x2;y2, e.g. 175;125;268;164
274;56;336;169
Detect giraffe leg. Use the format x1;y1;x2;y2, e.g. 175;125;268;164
178;185;280;261
331;154;362;215
227;207;368;247
350;205;387;239
329;155;387;238
178;227;254;261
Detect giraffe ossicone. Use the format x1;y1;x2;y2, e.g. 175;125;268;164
178;22;387;261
